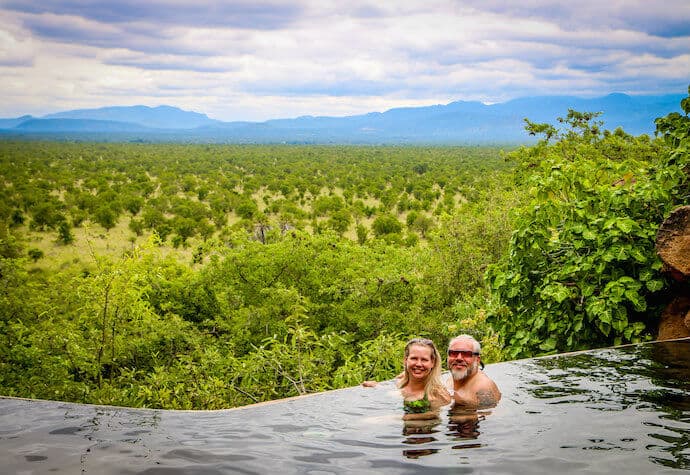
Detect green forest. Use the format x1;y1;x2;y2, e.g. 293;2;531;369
1;90;688;410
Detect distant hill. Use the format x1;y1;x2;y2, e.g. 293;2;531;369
0;115;34;129
16;118;154;133
0;94;684;144
43;105;220;129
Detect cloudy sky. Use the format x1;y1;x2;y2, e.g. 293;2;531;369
1;0;689;121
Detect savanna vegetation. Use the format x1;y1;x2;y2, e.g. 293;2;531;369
1;89;688;409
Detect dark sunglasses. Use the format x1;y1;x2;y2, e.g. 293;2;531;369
447;349;480;358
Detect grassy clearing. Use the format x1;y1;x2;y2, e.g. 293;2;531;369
24;218;196;272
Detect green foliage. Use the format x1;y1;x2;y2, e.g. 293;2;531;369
57;221;74;245
332;332;407;387
0;224;23;258
94;205;117;230
30;201;64;231
372;213;403;236
236;199;258;219
655;84;690;170
327;208;352;235
27;248;44;261
487;94;690;359
409;213;435;237
356;223;368;244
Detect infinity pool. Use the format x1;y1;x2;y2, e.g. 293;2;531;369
2;338;689;474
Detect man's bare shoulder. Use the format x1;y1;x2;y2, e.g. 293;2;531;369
474;373;501;405
476;371;498;385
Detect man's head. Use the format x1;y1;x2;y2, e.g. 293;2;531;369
447;334;481;382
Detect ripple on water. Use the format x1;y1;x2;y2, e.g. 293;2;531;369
2;339;690;473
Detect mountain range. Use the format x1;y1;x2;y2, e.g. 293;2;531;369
0;93;683;144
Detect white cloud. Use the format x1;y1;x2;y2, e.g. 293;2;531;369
0;16;36;66
0;1;688;121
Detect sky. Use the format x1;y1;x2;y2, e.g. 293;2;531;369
1;0;689;122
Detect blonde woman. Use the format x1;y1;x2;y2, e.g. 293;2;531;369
398;338;451;419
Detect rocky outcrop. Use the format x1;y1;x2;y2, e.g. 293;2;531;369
655;205;690;340
656;205;690;281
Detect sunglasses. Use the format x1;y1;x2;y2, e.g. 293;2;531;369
447;349;480;358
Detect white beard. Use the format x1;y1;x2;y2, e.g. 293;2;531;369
451;361;477;382
451;367;468;381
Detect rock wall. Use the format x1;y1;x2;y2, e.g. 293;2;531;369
655;205;690;340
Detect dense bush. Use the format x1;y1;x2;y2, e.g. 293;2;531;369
487;93;689;359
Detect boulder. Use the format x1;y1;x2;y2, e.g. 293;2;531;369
657;296;690;340
656;205;690;281
655;205;690;340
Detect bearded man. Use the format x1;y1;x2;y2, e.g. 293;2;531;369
446;334;501;408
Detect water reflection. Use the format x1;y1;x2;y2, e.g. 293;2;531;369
401;417;441;458
399;405;491;458
447;408;483;450
521;340;690;470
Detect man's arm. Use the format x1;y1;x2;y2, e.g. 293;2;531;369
452;376;501;408
475;388;499;408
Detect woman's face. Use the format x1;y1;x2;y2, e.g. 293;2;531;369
404;344;435;381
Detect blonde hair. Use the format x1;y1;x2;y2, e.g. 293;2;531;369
398;338;447;401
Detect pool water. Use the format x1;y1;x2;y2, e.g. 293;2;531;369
2;339;689;474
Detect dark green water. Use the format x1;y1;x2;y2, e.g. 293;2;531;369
2;339;689;473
